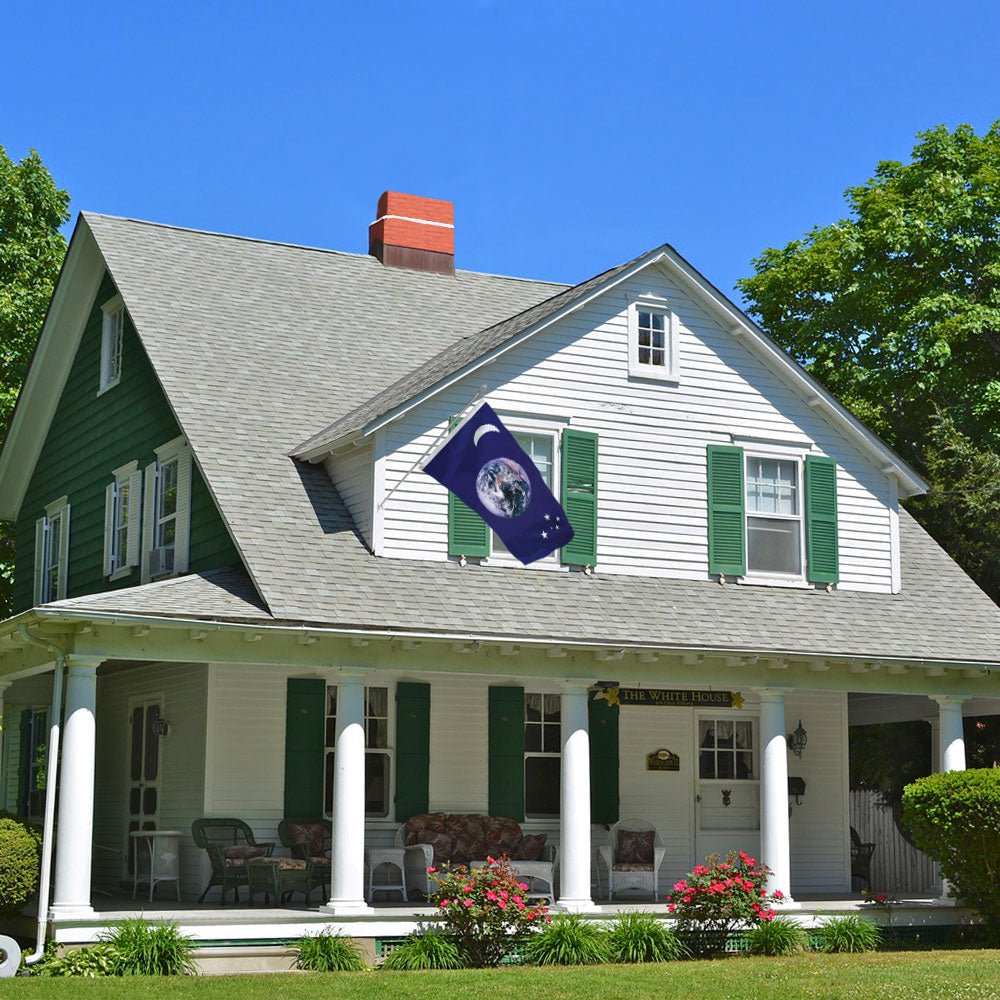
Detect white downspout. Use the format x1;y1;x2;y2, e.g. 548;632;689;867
16;625;68;967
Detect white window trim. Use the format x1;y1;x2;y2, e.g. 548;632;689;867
141;437;192;584
323;682;395;821
627;294;679;382
695;711;760;783
739;446;809;589
99;294;125;395
524;689;562;820
104;461;142;581
35;496;71;605
482;414;564;570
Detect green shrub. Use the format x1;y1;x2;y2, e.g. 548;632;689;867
295;931;367;972
381;930;465;970
607;912;687;963
101;918;196;975
902;769;1000;938
813;915;881;953
523;914;611;966
744;916;808;956
0;816;42;919
34;945;118;977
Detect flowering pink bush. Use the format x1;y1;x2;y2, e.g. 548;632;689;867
428;856;548;967
665;850;784;955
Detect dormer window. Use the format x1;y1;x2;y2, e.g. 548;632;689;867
627;297;678;381
100;295;125;393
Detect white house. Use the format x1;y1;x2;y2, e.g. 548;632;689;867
1;191;999;950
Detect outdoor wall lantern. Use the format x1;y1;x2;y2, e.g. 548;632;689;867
787;719;807;758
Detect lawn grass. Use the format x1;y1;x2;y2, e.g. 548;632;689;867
6;951;1000;999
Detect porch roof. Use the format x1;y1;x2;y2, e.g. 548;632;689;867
44;500;1000;667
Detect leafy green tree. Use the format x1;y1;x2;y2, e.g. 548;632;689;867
738;121;1000;600
0;148;70;615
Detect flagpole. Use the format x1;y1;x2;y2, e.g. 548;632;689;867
378;385;487;510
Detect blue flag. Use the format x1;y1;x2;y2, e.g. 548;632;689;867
423;403;574;565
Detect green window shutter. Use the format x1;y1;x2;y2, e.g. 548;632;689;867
805;455;839;585
560;429;598;566
284;678;326;818
707;444;746;577
447;416;490;559
395;682;430;822
488;686;525;821
589;695;619;825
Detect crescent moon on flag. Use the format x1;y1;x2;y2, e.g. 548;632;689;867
474;424;501;446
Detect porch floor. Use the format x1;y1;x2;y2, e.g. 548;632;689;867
19;891;978;947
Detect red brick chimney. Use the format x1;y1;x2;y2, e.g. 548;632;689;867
368;191;455;274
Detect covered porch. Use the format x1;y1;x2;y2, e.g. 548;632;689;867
1;607;998;951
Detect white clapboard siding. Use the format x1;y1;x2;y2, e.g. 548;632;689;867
2;705;20;813
325;441;374;550
375;269;895;592
785;690;851;894
849;789;937;895
94;663;208;900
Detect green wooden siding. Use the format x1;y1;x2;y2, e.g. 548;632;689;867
488;685;525;821
805;455;840;585
14;273;242;612
707;444;746;577
284;678;326;817
560;428;598;566
588;694;619;824
394;681;431;822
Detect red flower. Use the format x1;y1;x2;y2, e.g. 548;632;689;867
773;890;784;900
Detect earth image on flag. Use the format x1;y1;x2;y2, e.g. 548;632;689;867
476;457;532;518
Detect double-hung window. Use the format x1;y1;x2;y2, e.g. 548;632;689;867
745;455;802;577
627;297;679;381
99;295;125;393
141;437;192;582
324;685;392;818
524;692;560;818
34;497;71;604
104;462;142;579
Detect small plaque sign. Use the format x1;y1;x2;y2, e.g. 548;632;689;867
646;748;681;772
596;688;744;710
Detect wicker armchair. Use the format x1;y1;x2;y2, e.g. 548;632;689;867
278;818;331;899
598;817;666;900
191;818;274;904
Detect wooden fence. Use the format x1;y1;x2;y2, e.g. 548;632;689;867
849;789;937;895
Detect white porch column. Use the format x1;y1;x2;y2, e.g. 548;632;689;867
557;681;596;912
935;696;967;773
757;689;794;904
323;668;373;915
51;656;102;919
933;696;968;905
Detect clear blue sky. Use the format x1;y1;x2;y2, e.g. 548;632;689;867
6;1;999;299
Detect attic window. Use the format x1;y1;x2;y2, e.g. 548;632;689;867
627;297;678;382
100;295;125;394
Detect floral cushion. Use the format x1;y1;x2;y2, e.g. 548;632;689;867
310;856;332;868
224;846;266;867
415;830;453;864
515;833;547;861
451;835;489;864
483;816;523;857
246;856;307;870
617;830;654;865
615;862;654;872
403;814;448;845
285;821;326;857
402;813;529;864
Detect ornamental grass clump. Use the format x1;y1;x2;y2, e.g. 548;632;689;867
523;914;611;966
607;912;687;963
381;929;466;971
813;914;881;953
744;915;808;956
428;856;549;967
666;850;785;956
100;919;196;975
295;931;367;972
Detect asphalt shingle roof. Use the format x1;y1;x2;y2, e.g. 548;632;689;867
74;214;1000;666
